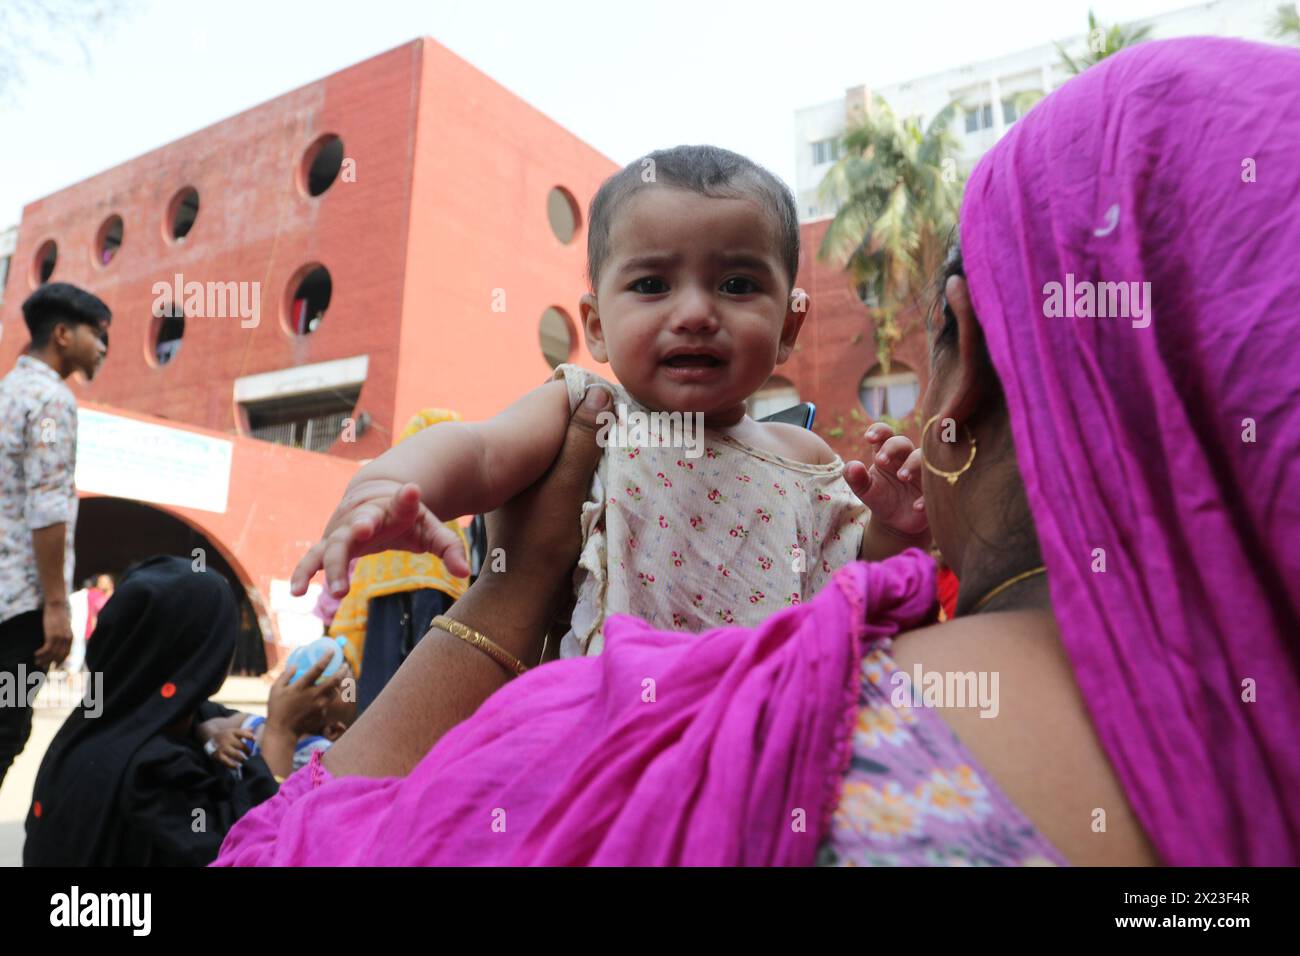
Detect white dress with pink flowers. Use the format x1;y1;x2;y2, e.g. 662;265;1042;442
552;364;867;657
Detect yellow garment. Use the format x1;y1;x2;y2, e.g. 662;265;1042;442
328;409;470;671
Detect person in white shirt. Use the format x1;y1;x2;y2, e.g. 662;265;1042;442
0;282;110;791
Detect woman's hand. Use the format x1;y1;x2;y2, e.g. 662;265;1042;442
845;422;928;538
290;479;469;598
266;653;346;737
319;384;611;779
478;384;614;625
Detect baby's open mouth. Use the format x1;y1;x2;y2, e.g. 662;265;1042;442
663;354;723;368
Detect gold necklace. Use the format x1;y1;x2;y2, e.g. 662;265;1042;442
969;565;1047;614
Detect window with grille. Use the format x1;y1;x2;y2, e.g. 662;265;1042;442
811;138;841;165
964;103;995;133
242;386;361;453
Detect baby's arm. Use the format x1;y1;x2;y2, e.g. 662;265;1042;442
361;380;572;520
755;419;929;561
292;380;574;596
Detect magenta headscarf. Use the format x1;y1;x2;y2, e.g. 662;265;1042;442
961;37;1300;865
215;555;935;866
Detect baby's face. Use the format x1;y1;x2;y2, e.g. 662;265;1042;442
583;187;803;423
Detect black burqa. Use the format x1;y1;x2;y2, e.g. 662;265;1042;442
23;556;278;866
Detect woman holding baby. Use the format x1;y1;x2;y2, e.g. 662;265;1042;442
216;37;1299;867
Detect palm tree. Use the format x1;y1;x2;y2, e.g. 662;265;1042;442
1269;3;1300;43
816;97;964;374
1057;9;1153;75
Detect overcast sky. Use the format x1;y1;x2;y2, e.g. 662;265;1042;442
1;0;1199;226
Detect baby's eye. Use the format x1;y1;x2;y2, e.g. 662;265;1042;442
630;277;668;295
720;276;758;295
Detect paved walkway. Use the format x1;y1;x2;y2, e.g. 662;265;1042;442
0;675;270;866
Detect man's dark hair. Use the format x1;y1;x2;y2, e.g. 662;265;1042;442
22;282;111;349
586;145;800;292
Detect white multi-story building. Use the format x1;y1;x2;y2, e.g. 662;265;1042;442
795;0;1285;220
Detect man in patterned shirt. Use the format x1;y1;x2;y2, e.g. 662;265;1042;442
0;283;110;790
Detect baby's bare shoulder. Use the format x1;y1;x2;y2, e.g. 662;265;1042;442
753;421;837;465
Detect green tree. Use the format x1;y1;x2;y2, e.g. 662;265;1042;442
1057;9;1153;75
816;97;964;374
1269;3;1300;43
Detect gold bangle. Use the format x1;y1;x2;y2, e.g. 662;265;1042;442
430;614;528;677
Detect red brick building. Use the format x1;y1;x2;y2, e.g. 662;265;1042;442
0;39;912;668
777;218;929;463
0;39;616;666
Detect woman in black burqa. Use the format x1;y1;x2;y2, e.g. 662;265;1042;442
23;556;279;865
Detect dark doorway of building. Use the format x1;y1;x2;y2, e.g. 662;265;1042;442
74;497;268;675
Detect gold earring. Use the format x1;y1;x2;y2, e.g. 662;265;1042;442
921;414;977;485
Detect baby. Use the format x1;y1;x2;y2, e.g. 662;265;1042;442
292;145;928;656
200;658;356;778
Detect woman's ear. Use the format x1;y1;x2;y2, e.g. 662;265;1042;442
934;275;989;428
579;293;608;363
775;288;809;364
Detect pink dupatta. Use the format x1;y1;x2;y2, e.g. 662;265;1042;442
962;37;1300;864
215;553;935;865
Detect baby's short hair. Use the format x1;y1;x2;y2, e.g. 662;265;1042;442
586;145;800;292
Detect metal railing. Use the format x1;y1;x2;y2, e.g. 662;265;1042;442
250;411;350;452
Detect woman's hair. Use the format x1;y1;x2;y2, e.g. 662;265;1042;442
585;144;800;291
929;231;965;354
928;231;1003;412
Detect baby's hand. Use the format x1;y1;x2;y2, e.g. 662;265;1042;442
844;423;928;538
208;727;256;770
291;479;470;598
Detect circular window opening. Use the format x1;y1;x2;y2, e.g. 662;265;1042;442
302;134;345;196
858;363;920;420
32;240;57;287
547;187;580;244
148;303;185;367
539;307;575;368
853;279;880;308
285;265;332;335
96;215;124;267
167;187;200;242
748;375;800;420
